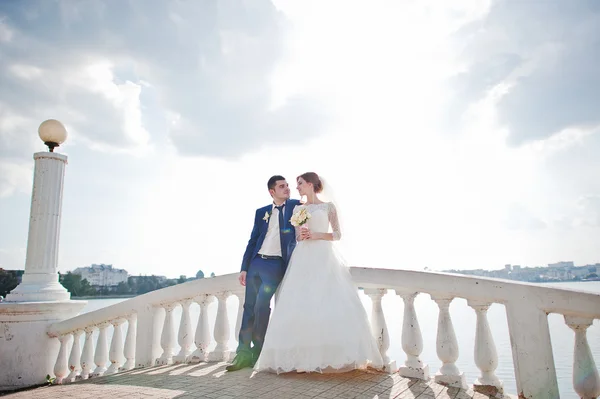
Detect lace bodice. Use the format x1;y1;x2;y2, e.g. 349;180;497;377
292;202;341;241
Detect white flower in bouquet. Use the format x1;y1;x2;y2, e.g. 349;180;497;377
290;206;311;227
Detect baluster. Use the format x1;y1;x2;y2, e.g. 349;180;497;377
174;299;194;363
431;295;467;389
121;313;137;371
80;326;95;379
157;303;177;365
209;291;232;361
468;300;503;395
233;289;245;343
565;316;600;399
191;295;214;363
365;288;397;372
53;334;72;384
106;318;125;374
67;330;83;382
92;322;110;376
396;290;429;379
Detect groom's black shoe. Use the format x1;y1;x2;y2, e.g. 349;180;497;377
226;353;253;372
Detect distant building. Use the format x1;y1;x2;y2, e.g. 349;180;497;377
548;261;574;268
72;264;128;287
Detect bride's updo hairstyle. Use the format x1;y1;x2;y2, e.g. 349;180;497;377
298;172;324;193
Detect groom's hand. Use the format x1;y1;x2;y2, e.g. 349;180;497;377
239;271;247;286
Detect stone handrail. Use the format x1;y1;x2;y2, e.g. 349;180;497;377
352;267;600;319
47;267;600;398
48;274;239;336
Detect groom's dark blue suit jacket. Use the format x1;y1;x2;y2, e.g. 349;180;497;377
241;198;302;273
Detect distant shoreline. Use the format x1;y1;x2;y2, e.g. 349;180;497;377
537;279;600;283
74;294;137;299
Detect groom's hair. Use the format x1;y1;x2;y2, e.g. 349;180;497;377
268;175;286;191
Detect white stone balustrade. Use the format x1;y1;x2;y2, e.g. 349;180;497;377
396;290;429;379
233;289;245;344
157;303;177;366
121;314;137;371
209;291;232;362
43;268;600;398
468;300;503;395
53;334;72;384
106;319;125;374
191;294;214;363
174;299;194;363
67;330;83;382
565;316;600;399
80;326;95;380
92;322;110;377
431;295;466;389
364;288;396;373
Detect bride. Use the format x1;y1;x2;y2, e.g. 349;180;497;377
254;172;384;373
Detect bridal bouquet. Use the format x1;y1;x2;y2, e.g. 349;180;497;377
290;206;311;227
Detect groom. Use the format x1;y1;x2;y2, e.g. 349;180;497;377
226;175;301;371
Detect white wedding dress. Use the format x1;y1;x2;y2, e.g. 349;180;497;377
254;202;384;374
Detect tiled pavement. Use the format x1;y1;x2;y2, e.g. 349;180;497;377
0;362;503;399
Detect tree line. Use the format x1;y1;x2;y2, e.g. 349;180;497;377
0;269;215;298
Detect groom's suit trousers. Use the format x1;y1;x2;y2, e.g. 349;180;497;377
237;255;284;357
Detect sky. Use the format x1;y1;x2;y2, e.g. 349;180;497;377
0;0;599;278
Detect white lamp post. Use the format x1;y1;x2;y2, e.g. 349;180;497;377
0;120;86;390
6;119;71;301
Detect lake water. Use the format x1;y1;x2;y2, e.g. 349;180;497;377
79;281;600;398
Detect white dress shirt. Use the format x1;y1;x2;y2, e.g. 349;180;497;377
258;203;284;257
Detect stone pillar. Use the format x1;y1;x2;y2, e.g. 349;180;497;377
5;152;70;302
0;121;86;390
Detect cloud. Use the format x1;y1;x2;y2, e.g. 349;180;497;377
0;0;326;162
0;160;31;198
505;202;547;230
575;195;600;227
447;0;600;145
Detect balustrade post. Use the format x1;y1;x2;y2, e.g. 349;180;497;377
67;330;83;382
505;301;558;398
174;299;194;363
191;295;214;363
431;295;467;389
364;288;397;373
53;334;72;384
80;326;95;379
565;316;600;399
233;289;245;344
209;291;232;361
468;300;503;396
134;304;163;368
106;318;125;374
396;290;429;379
157;303;177;365
121;313;137;371
92;322;110;377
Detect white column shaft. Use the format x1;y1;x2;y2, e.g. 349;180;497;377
6;152;70;302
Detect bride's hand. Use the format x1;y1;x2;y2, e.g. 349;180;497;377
300;226;311;240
